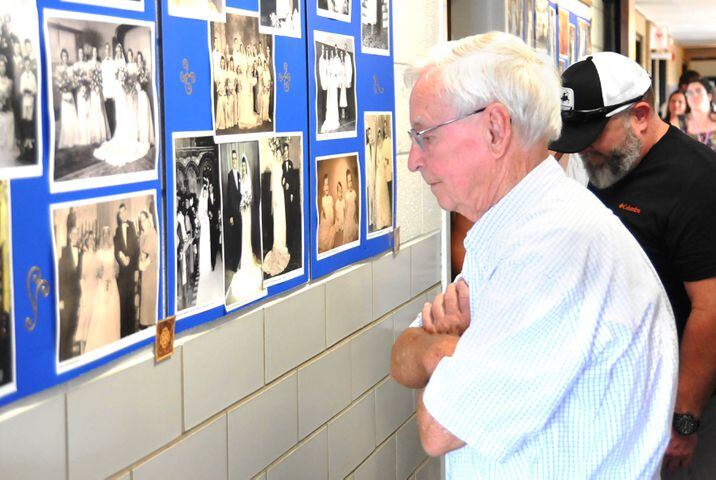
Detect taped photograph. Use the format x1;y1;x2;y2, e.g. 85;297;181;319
61;0;145;12
364;112;393;238
535;0;549;54
0;181;15;399
174;132;224;319
52;191;159;372
259;0;301;38
168;0;226;22
316;152;361;259
0;2;42;180
361;0;390;55
219;140;267;309
44;10;159;193
210;9;275;140
317;0;352;23
259;134;303;287
314;30;357;141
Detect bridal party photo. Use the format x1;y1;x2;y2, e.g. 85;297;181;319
45;11;158;191
52;192;159;369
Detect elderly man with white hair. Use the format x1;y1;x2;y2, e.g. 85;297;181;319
390;32;679;478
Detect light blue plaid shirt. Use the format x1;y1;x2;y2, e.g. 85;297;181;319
422;158;678;478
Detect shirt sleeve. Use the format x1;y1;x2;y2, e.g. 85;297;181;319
422;232;600;463
666;187;716;282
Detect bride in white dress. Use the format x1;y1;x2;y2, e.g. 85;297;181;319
135;51;154;146
320;49;340;133
262;146;290;276
229;155;263;301
93;44;150;167
85;227;121;352
196;180;213;304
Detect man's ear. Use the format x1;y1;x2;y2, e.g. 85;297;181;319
631;101;651;135
484;104;512;157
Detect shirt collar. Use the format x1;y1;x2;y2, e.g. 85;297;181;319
464;156;563;253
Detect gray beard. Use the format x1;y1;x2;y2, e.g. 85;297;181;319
579;126;642;189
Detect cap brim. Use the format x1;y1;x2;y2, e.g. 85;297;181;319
548;116;610;154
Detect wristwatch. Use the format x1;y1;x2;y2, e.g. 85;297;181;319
673;413;700;436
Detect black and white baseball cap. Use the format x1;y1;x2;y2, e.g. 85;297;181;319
549;52;652;153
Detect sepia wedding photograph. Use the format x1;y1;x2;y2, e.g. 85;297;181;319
364;112;393;238
44;10;159;193
259;134;303;286
0;2;42;180
173;132;224;318
535;0;549;54
314;30;357;141
52;191;159;371
578;18;591;58
316;152;361;259
360;0;390;56
219;140;267;310
0;181;15;399
168;0;226;22
61;0;145;13
210;9;275;140
259;0;301;38
558;7;569;58
317;0;352;23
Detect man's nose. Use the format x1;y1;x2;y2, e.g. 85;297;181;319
407;143;422;172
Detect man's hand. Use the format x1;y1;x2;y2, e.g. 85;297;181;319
422;279;470;336
663;430;697;472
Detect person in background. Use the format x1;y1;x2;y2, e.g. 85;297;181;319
391;33;678;478
682;78;716;151
551;52;716;479
662;90;687;128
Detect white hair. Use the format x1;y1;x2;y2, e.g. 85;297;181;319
405;31;562;148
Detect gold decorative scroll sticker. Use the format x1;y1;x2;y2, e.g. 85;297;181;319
180;59;196;95
155;316;175;362
25;266;50;332
279;62;292;93
373;74;384;95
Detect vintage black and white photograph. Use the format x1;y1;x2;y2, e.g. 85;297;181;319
314;30;357;141
210;9;275;140
578;18;591;58
0;181;15;399
219;140;266;309
317;0;352;23
535;0;549;54
507;0;523;39
52;191;159;371
0;2;42;180
525;0;535;47
364;112;393;238
61;0;144;13
44;10;159;193
174;132;224;318
259;134;303;286
259;0;301;38
361;0;390;55
316;153;361;258
168;0;226;22
548;4;557;60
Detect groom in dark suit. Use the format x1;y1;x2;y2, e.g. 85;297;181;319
114;203;139;338
58;225;82;360
225;150;242;272
281;143;300;259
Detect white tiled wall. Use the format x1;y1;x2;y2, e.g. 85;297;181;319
0;0;448;478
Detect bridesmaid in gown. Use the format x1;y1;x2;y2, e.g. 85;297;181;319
74;47;91;146
86;227;120;352
56;48;80;150
343;169;358;242
215;56;227;131
317;173;335;252
374;128;392;229
138;210;158;329
75;231;99;354
88;46;109;145
135;52;154;146
0;57;19;164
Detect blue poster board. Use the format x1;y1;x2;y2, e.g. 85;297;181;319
3;0;165;408
306;0;396;279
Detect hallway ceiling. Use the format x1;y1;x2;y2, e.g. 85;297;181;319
636;0;716;48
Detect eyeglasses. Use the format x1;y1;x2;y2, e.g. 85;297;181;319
408;107;487;151
561;94;644;123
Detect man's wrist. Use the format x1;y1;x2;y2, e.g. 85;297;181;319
422;335;458;377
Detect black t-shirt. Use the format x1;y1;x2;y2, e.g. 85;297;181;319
589;125;716;338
